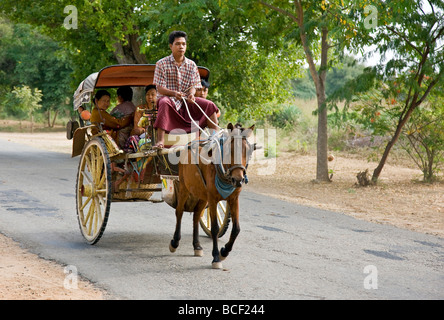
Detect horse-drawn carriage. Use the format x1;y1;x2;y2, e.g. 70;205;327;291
70;64;255;268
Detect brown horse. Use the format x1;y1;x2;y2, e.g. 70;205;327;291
169;123;256;269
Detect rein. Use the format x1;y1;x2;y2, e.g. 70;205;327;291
214;134;250;198
180;97;250;198
189;131;251;199
215;134;249;181
181;97;220;139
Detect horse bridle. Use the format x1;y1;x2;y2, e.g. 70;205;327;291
216;134;253;184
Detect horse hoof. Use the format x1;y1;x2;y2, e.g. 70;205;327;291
220;247;227;261
212;261;223;269
169;242;176;253
194;249;203;257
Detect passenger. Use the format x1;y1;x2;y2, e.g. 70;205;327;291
110;86;137;147
195;79;209;99
152;30;219;149
90;90;133;148
110;86;137;117
195;79;220;118
131;84;157;136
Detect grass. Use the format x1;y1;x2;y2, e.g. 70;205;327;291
0;118;67;133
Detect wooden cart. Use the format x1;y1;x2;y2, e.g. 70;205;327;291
70;64;230;244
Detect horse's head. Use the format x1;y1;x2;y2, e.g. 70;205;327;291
222;123;256;188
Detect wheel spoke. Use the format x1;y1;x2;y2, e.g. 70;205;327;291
80;194;92;211
92;197;101;236
81;170;93;185
96;192;106;209
97;170;106;189
95;150;104;184
206;212;211;228
85;200;94;232
94;196;103;226
92;148;100;184
85;153;93;175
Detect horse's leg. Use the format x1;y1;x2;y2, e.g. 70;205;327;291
169;183;189;253
220;197;240;260
170;206;183;252
192;200;207;257
209;200;223;269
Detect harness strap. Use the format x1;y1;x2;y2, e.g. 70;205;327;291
195;164;207;188
190;145;207;188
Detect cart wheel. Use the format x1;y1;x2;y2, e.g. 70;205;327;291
76;138;112;245
199;201;231;238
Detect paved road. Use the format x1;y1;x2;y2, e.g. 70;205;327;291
0;138;443;300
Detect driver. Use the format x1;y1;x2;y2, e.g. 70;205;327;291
152;30;219;148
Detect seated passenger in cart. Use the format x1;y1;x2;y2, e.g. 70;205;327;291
153;31;219;148
131;84;157;137
122;85;157;152
109;86;137;148
90;89;133;148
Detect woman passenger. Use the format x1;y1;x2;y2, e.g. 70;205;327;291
90;90;133;148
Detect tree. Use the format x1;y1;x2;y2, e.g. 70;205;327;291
1;1;134;90
5;86;42;132
137;0;304;121
1;0;302;118
257;0;364;181
343;0;444;182
292;56;366;100
0;17;73;124
401;95;444;182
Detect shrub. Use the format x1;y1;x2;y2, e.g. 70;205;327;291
268;104;302;130
400;97;444;182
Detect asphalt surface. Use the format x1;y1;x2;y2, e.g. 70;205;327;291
0;138;443;300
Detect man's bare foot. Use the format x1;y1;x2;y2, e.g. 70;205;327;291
155;129;165;149
153;142;164;149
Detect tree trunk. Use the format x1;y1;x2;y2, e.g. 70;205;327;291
51;109;59;128
315;28;330;182
316;89;329;181
372;101;417;182
371;58;443;182
258;1;331;181
371;32;444;182
295;1;330;182
113;33;148;106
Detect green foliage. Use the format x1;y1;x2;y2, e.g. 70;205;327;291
345;0;444;100
268;104;302;130
4;86;42;119
400;96;444;182
290;75;317;100
0;17;73;119
293;56;366;100
138;0;304;122
1;0;304;124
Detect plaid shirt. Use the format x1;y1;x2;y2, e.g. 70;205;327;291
153;54;202;110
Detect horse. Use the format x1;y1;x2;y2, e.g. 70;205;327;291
169;123;256;269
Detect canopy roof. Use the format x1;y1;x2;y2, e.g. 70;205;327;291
73;64;210;110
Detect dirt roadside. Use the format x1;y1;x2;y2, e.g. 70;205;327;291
0;131;442;300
